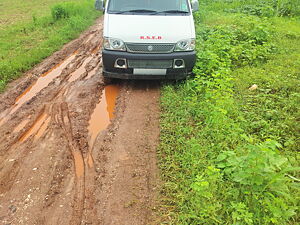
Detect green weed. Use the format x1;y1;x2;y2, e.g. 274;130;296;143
217;140;298;224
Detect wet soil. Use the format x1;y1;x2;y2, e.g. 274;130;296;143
0;17;160;225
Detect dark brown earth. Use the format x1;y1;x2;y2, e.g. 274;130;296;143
0;17;160;225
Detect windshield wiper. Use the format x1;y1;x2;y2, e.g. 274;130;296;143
157;10;189;14
114;9;158;14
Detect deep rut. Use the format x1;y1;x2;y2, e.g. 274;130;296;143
0;17;160;225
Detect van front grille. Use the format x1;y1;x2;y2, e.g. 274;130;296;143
126;43;175;53
127;60;173;69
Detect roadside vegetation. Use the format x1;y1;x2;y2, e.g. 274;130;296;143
0;0;69;29
159;0;300;224
0;0;101;91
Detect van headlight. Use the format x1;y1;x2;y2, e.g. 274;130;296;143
175;39;195;51
104;37;126;51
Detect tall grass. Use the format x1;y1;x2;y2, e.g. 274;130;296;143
0;0;101;92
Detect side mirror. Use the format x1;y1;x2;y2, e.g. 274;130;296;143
95;0;105;12
191;0;199;12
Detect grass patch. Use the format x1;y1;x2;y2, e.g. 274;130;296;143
0;0;101;92
159;1;299;224
204;0;300;17
0;0;70;29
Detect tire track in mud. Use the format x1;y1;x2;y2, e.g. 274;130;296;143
90;81;160;225
57;103;85;225
0;17;160;225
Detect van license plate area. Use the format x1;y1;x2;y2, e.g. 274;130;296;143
128;60;173;69
133;69;166;75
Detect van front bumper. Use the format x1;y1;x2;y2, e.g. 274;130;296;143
102;50;196;80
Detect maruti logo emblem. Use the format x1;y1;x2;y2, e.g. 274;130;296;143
148;45;154;51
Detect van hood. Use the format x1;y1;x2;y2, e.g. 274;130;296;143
103;14;195;43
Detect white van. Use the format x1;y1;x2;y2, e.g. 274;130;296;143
95;0;199;79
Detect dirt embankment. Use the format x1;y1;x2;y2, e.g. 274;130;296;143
0;17;160;225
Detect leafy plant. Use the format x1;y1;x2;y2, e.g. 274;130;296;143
230;202;254;225
217;140;298;224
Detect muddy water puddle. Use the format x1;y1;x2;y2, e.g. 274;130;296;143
19;112;49;143
34;117;51;141
12;54;77;114
0;54;77;127
68;56;93;83
87;84;120;168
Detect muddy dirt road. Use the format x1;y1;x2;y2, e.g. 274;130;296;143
0;18;160;225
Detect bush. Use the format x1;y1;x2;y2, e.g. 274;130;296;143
51;1;93;21
51;5;70;20
194;16;275;71
217;140;298;224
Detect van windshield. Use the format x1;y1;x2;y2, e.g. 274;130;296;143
107;0;190;15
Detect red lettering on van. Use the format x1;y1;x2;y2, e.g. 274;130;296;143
140;36;162;40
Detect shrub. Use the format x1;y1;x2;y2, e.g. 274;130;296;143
51;5;70;20
51;1;93;21
217;140;298;224
194;16;275;71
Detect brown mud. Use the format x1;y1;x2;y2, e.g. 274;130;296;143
0;17;160;225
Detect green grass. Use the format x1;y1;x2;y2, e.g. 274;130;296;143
159;1;299;224
204;0;300;17
0;0;69;30
0;0;101;92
